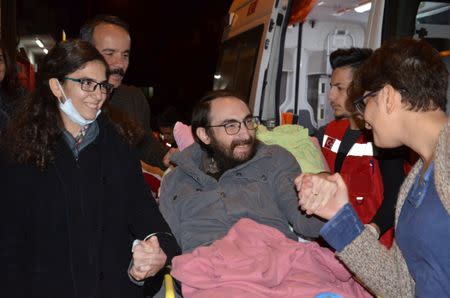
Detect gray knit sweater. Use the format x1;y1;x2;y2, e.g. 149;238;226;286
336;120;450;298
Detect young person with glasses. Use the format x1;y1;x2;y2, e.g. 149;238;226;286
0;39;180;298
296;38;450;297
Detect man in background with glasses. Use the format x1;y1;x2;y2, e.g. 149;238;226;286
317;48;405;247
159;90;325;253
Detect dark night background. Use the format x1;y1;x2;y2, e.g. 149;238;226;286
16;0;232;126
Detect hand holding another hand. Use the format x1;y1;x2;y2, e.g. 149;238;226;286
129;236;167;281
295;173;349;220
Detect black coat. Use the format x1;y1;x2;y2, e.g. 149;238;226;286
0;116;179;298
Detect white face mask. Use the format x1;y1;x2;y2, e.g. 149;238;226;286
56;80;101;126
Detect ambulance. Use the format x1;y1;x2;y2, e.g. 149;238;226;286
213;0;450;132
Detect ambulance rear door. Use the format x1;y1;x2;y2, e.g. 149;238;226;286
213;0;292;122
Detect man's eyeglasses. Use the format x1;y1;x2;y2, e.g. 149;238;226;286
64;77;114;94
353;90;379;114
207;116;260;135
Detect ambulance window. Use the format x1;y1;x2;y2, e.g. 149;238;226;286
415;1;450;42
213;25;264;102
415;1;450;113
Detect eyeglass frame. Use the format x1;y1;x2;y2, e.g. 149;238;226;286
353;89;380;114
206;116;260;135
63;77;114;94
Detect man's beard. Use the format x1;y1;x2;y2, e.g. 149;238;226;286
206;135;257;174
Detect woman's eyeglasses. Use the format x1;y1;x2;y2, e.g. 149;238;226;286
64;77;114;94
353;90;379;114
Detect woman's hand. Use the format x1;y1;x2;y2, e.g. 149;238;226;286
295;173;349;220
129;236;167;281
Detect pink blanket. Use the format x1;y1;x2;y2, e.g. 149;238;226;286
171;218;372;298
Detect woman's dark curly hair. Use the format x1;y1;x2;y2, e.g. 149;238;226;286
3;39;144;170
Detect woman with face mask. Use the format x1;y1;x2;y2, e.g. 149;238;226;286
0;40;180;298
295;38;449;297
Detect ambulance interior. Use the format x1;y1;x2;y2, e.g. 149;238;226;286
281;0;369;132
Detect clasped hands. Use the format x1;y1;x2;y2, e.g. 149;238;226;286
295;172;349;220
129;236;167;281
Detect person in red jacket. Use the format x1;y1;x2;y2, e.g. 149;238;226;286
316;48;405;247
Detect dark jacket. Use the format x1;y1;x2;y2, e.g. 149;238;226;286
160;142;325;253
109;85;168;169
0;115;179;298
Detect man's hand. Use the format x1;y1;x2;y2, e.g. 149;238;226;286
295;173;349;220
129;236;167;281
